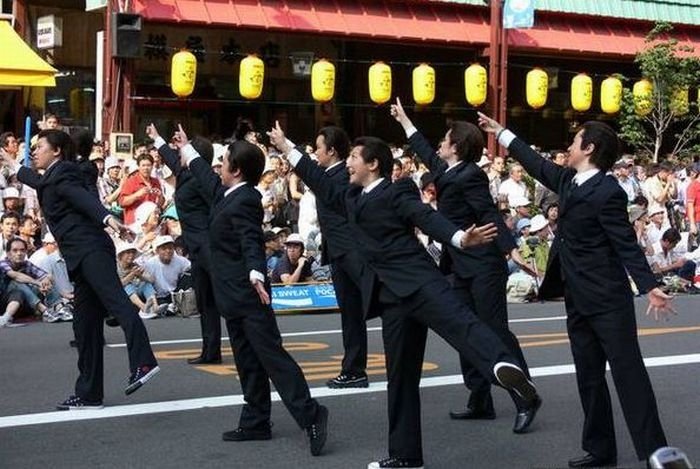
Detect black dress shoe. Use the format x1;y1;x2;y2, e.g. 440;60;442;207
187;355;222;365
513;395;542;434
568;453;617;468
307;405;329;456
222;426;272;442
449;407;496;420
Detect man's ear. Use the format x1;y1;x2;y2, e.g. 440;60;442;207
367;158;379;173
583;142;596;158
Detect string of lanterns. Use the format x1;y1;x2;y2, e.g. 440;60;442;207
170;53;694;116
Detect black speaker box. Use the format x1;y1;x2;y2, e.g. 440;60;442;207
111;13;142;59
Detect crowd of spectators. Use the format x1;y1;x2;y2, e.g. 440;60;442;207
2;114;699;328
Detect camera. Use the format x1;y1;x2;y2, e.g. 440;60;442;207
649;447;692;469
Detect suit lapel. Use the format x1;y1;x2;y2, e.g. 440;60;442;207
356;179;390;216
560;172;605;215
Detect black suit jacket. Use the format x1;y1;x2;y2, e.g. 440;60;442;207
295;153;460;317
17;161;113;271
188;157;269;317
506;137;658;314
157;145;212;261
408;131;514;278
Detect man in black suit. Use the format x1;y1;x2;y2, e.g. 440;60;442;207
391;98;538;433
174;128;328;457
275;126;368;388
146;124;221;364
478;114;674;468
2;130;159;409
270;124;541;469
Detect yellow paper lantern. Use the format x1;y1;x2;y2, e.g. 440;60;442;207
411;63;435;105
633;79;653;116
311;59;335;102
171;50;197;98
526;68;548;109
239;55;265;100
464;63;487;107
368;62;392;104
670;87;689;115
570;74;592;112
600;76;623;114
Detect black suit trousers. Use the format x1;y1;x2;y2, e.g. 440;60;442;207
381;278;514;460
453;269;530;409
192;257;222;360
331;254;367;375
225;307;319;430
72;250;157;401
565;290;666;461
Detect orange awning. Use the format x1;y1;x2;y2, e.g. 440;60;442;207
132;0;700;57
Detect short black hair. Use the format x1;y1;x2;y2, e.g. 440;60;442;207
71;128;94;161
579;121;620;172
661;228;681;244
353;136;393;179
420;172;434;191
37;129;74;160
0;131;15;148
136;153;154;165
233;118;255;141
226;140;265;184
658;161;674;172
191;136;214;165
6;237;27;252
317;126;350;160
632;194;648;208
1;211;21;224
448;121;484;163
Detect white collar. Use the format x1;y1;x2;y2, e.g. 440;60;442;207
444;160;463;173
324;160;344;173
363;177;385;194
224;181;247;197
573;168;600;186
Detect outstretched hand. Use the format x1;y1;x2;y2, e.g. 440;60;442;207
266;120;292;154
461;223;498;248
477;112;504;135
646;287;676;321
252;279;271;305
389;97;413;129
172;124;189;149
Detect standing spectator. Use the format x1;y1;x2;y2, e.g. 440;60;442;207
534;150;567;211
119;154;165;225
271;233;314;284
613;160;640;203
144;235;191;307
544;203;558;236
0;132;19;160
685;163;700;242
644;162;677;221
629;205;653;255
391;159;404;182
257;168;278;230
488;155;505;201
499;163;529;206
647;207;671;246
98;156;125;215
2;187;22;215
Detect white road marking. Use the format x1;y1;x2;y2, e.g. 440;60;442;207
106;316;567;348
1;353;698;429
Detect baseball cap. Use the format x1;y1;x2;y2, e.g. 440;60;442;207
105;156;120;170
153;235;175;250
529;214;548;233
510;194;531;208
284;233;305;246
2;187;20;199
116;242;139;256
264;231;280;243
516;218;531;233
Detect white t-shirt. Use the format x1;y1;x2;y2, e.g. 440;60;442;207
498;178;529;206
144;254;191;296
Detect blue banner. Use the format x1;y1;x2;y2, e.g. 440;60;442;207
503;0;535;29
271;282;338;313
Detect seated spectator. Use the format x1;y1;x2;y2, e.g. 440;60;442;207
629;204;653;255
98;156;124;216
649;228;696;282
510;194;531;225
161;204;181;237
544;203;558;237
0;211;20;258
519;214;551;278
115;243;161;320
271;233;314;284
173;235;190;259
2;187;22;215
499;163;529;206
0;238;63;327
515;217;531;247
29;232;74;307
18;215;39;255
144;235;191;309
646;207;671;245
264;230;282;277
131;201;161;258
271;226;291;245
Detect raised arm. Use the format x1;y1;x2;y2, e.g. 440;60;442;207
146;123;182;176
390;97;444;172
478;112;570;193
173;124;223;203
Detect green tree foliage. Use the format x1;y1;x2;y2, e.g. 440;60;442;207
618;22;700;162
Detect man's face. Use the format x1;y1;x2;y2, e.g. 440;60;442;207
285;243;304;263
32;136;60;170
138;159;153;179
346;145;374;187
437;130;455;161
221;151;235;186
1;217;19;237
157;244;174;263
567;130;594;170
492;157;505;172
134;145;148;157
314;135;334;168
660;239;678;252
8;241;27;264
516;205;530;217
20;219;37;236
108;166;121;179
510;165;524;182
4;197;19;211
